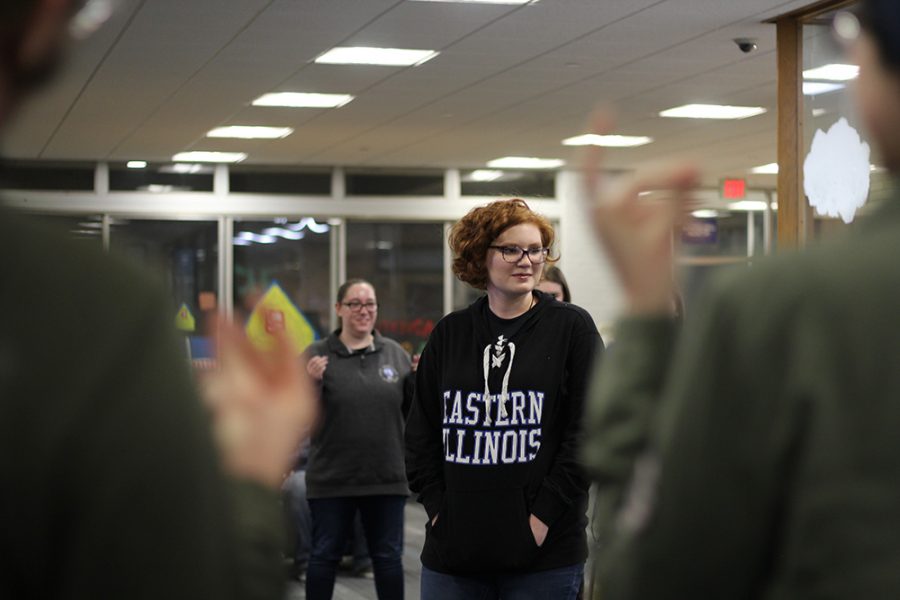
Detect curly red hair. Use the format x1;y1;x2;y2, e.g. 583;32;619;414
449;198;557;290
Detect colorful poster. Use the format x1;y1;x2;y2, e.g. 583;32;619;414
245;283;318;355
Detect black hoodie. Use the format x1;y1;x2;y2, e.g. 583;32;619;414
406;291;602;575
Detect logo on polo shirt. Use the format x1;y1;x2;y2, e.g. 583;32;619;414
380;365;399;383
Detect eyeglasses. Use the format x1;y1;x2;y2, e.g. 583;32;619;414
342;301;378;312
489;246;550;264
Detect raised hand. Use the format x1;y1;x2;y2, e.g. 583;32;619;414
582;113;700;315
201;318;319;489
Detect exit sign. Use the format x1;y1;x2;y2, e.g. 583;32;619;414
722;178;746;199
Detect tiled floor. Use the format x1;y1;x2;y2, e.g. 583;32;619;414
285;501;427;600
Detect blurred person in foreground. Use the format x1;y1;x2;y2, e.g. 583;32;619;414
581;1;900;598
0;1;315;599
406;199;601;599
536;265;572;303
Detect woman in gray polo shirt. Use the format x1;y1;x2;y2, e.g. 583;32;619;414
304;278;413;600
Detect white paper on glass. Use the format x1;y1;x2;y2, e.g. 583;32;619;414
803;117;871;224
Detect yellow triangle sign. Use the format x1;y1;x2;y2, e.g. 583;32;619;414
245;283;318;355
175;303;196;332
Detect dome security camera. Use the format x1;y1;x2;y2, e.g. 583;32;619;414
734;38;758;53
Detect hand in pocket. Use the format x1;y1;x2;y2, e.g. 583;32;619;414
529;514;548;547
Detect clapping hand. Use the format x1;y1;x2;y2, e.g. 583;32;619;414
201;318;318;489
582;113;700;315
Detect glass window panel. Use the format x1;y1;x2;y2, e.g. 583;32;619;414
802;6;873;241
23;213;104;246
233;218;332;343
229;168;331;195
460;170;556;198
345;171;444;196
752;211;766;256
681;213;749;258
109;163;214;192
346;222;444;354
109;219;219;334
0;160;94;191
452;277;485;312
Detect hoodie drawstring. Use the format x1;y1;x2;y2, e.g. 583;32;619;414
482;340;515;426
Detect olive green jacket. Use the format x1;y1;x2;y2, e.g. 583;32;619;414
582;195;900;599
0;211;284;600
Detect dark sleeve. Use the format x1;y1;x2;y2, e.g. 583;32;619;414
60;286;284;600
598;283;801;600
404;326;446;520
531;313;602;527
402;371;415;419
580;317;677;542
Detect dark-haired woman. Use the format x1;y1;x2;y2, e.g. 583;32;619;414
406;198;602;599
537;265;572;303
305;279;412;600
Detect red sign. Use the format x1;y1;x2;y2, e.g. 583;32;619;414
722;178;746;199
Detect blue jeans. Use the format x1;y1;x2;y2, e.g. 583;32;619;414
306;495;406;600
281;470;312;568
420;563;584;600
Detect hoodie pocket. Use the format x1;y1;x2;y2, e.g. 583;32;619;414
433;487;539;573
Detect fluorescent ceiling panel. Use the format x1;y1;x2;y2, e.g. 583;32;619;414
562;134;652;147
207;126;293;139
802;63;859;81
803;81;845;95
691;209;719;219
252;92;354;108
660;104;767;120
236;231;277;244
468;169;505;181
728;200;768;211
750;163;779;174
410;0;537;4
172;151;247;163
160;163;214;174
487;156;564;169
315;47;439;67
126;160;147;169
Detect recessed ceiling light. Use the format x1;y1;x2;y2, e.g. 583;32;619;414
692;209;719;219
126;160;147;169
252;92;354;108
140;184;177;193
236;231;277;244
410;0;537;4
750;163;779;174
728;200;768;211
660;104;767;120
159;163;214;174
803;81;845;95
486;156;565;169
207;126;294;139
172;151;247;163
263;227;305;240
562;134;653;147
315;47;439;67
468;169;505;182
802;63;859;81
